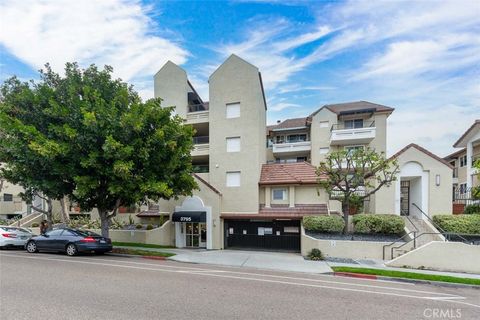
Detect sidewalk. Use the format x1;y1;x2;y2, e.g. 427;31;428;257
114;245;480;280
115;246;332;274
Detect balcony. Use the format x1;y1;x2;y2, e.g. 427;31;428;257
330;121;376;145
186;104;209;124
272;141;311;155
192;136;209;157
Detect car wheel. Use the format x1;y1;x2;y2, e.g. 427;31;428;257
26;241;38;253
65;243;77;256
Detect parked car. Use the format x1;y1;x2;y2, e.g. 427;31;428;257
0;226;33;249
25;228;112;256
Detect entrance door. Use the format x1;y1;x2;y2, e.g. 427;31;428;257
400;181;410;216
185;223;206;248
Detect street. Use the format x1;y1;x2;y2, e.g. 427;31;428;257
1;251;479;320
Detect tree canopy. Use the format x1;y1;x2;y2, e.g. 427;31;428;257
317;148;399;233
0;63;197;236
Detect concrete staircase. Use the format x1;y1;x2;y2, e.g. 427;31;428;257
404;217;444;247
9;212;43;227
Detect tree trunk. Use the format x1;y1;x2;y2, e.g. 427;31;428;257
99;210;110;238
342;202;350;234
59;197;70;223
45;198;53;231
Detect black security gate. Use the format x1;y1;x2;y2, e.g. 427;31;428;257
225;220;300;252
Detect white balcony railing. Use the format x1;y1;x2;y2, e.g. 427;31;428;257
272;141;311;154
192;143;209;157
330;127;376;145
186;110;209;124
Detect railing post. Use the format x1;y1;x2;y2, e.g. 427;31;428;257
413;231;416;248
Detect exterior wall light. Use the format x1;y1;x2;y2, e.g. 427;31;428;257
435;174;440;186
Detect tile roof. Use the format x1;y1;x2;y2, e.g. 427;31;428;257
311;101;394;117
443;148;466;160
390;143;454;169
136;210;165;217
193;173;222;195
267;117;309;132
453;120;480;148
259;162;325;185
221;204;328;219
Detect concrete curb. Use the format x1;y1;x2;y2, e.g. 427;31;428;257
333;272;480;289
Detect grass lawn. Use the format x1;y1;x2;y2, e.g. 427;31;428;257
112;242;174;249
331;266;480;286
111;247;175;257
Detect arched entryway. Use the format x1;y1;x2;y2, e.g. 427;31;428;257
395;161;429;219
173;196;213;249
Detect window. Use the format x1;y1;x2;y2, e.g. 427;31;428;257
319;121;329;128
61;230;77;236
272;188;287;200
3;193;13;202
287;134;307;143
345;145;364;156
226;102;240;119
275;135;285;144
319;147;329;154
460;155;467;167
344;119;364;129
226;137;241;152
45;229;64;237
226;171;241;187
459;183;467;194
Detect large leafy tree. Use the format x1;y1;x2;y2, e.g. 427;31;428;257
317;148;399;233
0;63;197;237
0;75;76;229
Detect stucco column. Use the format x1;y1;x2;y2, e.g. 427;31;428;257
289;186;295;208
466;141;473;188
265;186;271;208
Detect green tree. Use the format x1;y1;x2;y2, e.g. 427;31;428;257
0;75;76;229
0;63;197;237
317;148;399;233
472;159;480;200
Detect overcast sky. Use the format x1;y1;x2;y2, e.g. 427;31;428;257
1;0;479;156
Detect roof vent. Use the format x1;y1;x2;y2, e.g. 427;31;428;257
277;120;281;124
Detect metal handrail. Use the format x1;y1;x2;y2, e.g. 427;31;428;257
382;231;416;260
330;121;375;131
391;232;443;259
412;203;470;243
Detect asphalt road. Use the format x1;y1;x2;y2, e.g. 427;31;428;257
1;251;479;320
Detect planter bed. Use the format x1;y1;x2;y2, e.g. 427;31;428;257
306;232;405;243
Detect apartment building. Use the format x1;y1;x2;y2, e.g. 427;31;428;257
444;120;480;213
152;54;453;252
0;179;27;219
444;120;480;190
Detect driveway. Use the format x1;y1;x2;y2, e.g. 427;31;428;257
168;249;332;273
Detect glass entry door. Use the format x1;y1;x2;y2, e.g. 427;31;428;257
185;223;207;248
185;223;199;247
400;181;410;216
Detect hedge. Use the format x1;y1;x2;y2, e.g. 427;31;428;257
432;214;480;235
353;214;404;235
303;215;345;233
464;204;480;215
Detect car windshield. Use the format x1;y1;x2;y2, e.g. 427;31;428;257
75;229;101;237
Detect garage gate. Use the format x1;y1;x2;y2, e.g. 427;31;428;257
224;220;301;252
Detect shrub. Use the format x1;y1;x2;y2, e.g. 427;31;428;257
135;224;143;229
353;214;404;235
432;214;480;235
307;248;324;261
31;222;39;227
146;224;154;230
303;215;344;233
464;204;480;215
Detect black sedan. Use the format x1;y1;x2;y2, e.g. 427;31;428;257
25;228;112;256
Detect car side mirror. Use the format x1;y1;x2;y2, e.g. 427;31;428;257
43;234;49;237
